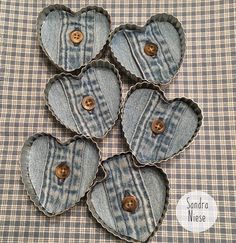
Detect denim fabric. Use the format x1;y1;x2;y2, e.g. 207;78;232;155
23;135;99;215
122;89;199;164
89;153;167;242
110;21;181;84
47;64;120;138
41;9;109;71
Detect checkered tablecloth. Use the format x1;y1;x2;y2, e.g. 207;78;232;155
0;0;235;242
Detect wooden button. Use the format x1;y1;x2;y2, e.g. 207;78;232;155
70;30;83;44
144;43;158;56
151;119;165;134
122;195;138;213
82;96;96;111
55;163;70;179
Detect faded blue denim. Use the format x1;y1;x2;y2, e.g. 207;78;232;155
110;19;183;85
46;61;121;138
122;88;201;164
40;8;110;71
21;134;100;216
88;153;168;242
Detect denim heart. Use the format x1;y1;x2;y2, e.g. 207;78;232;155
109;13;185;86
122;83;203;165
87;152;169;242
37;4;110;72
45;60;121;138
20;133;100;216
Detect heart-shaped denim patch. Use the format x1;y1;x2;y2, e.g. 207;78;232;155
37;4;110;72
122;83;202;165
20;133;100;216
109;13;185;86
87;152;169;242
45;60;121;138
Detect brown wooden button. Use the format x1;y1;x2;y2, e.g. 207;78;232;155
151;119;165;134
70;30;83;44
55;163;70;179
144;43;158;56
82;96;96;111
122;195;138;213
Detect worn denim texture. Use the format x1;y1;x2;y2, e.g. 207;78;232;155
89;153;167;242
110;20;182;85
47;63;121;138
41;9;109;71
21;134;100;216
23;5;198;240
122;88;199;164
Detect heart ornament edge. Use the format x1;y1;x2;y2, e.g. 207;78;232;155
36;4;111;72
20;132;102;217
121;82;203;166
107;13;186;88
86;152;170;243
44;60;123;139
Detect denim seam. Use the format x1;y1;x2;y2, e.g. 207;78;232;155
123;31;146;80
159;102;188;159
138;168;158;226
148;101;187;162
132;93;162;156
146;23;174;81
104;160;130;235
63;76;92;135
129;90;155;145
124;31;155;81
64;142;76;209
164;104;188;157
58;78;81;133
126;156;155;235
155;21;178;67
92;10;96;59
83;69;106;135
92;69;115;122
77;140;85;199
102;180;119;232
57;11;63;65
38;137;49;199
41;138;56;210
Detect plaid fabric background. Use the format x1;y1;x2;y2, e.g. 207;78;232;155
0;0;235;242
